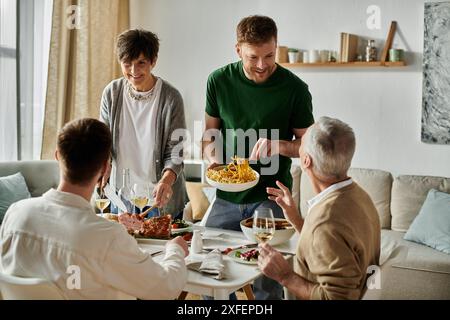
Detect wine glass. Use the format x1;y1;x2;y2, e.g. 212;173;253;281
95;187;110;218
253;208;275;244
131;183;149;214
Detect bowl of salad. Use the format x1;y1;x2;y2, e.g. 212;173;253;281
171;219;193;234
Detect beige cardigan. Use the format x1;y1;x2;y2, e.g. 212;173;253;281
295;182;381;300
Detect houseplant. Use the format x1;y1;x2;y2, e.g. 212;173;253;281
287;48;300;63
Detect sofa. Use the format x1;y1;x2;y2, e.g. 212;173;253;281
2;161;450;299
0;161;60;224
0;161;60;198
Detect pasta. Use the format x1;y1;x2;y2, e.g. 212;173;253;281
206;156;257;184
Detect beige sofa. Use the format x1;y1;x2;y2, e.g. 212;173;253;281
0;161;60;198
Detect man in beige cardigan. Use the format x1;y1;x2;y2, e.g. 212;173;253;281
262;116;381;300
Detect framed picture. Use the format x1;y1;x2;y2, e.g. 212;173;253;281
422;2;450;145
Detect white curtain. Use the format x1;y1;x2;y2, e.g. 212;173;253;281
32;0;53;159
0;0;18;161
41;0;129;159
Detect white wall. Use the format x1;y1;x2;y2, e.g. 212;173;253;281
130;0;450;177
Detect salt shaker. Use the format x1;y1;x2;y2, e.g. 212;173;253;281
191;230;203;254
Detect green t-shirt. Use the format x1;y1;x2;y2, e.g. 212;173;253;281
205;61;314;204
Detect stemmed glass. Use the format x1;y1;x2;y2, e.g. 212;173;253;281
95;187;110;218
253;208;275;244
131;183;149;214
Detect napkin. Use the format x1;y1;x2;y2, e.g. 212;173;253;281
187;249;226;280
103;183;127;213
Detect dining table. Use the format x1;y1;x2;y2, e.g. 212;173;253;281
138;224;298;300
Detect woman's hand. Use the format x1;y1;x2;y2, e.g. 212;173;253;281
153;181;173;207
267;180;304;233
154;169;176;207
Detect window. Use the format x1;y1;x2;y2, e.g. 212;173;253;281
0;0;52;161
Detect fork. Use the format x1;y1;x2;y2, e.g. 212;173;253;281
150;250;164;257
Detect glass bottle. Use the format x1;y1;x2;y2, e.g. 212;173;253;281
118;168;132;213
365;40;377;62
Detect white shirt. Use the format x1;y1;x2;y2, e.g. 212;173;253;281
117;78;162;188
307;178;354;214
0;189;187;300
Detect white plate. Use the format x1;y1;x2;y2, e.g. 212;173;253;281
227;248;259;265
171;221;194;234
205;166;260;192
134;232;193;244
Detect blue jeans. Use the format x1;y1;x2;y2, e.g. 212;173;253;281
205;198;285;300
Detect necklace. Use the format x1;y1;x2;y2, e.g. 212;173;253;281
126;81;155;102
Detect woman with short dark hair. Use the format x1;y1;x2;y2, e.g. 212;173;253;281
100;29;187;217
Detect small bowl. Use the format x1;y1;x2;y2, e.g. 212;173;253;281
240;217;295;246
205;165;260;192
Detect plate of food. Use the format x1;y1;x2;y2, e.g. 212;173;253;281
206;157;259;192
227;248;260;265
118;213;193;244
171;219;193;234
135;231;193;244
97;213;119;222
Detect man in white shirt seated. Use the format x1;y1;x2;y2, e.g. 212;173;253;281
0;118;189;299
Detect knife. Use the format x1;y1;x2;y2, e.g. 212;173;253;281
202;243;258;254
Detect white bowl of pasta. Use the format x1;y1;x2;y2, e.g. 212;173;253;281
205;159;260;192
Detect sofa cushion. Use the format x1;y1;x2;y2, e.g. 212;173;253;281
348;168;393;229
185;182;212;221
0;160;59;197
300;167;392;228
379;230;450;270
391;175;450;232
202;187;216;204
363;230;450;299
404;189;450;254
0;172;31;223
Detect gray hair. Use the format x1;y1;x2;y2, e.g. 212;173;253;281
304;116;355;180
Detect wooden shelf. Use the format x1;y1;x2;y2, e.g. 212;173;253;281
280;61;406;68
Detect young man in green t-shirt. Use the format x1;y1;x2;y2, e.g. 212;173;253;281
201;15;314;300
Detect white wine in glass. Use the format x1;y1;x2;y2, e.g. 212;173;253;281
253;208;275;244
95;189;110;218
131;183;149;214
131;197;148;211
